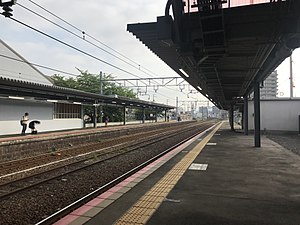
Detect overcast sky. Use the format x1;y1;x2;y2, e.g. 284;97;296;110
0;0;299;108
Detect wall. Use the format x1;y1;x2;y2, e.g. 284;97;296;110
0;99;83;135
248;99;300;132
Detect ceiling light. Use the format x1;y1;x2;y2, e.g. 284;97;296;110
179;68;189;78
9;96;24;100
47;99;58;103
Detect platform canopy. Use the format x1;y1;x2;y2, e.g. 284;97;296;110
0;77;174;110
127;0;300;109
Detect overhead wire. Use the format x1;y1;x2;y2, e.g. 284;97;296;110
0;53;79;77
16;2;149;76
7;16;151;85
25;0;159;78
16;1;188;94
0;53;177;101
1;5;197;102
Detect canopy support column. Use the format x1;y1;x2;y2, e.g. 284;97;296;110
230;104;234;131
254;81;261;147
93;102;98;128
123;106;126;125
142;108;145;124
244;95;249;135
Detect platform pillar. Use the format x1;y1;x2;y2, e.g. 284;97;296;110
123;106;126;125
243;95;249;135
93;102;97;128
230;104;234;131
298;115;300;135
142;108;145;124
165;110;167;122
254;81;261;147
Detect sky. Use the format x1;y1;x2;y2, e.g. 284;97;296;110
0;0;299;109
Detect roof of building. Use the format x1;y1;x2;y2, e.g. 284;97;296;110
0;39;53;85
0;39;173;110
0;77;174;110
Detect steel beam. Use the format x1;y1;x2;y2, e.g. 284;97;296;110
165;110;167;122
93;103;97;128
230;104;234;131
142;108;145;124
123;106;126;125
243;95;249;135
254;81;261;147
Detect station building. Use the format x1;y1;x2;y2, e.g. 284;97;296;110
0;39;172;136
0;39;86;135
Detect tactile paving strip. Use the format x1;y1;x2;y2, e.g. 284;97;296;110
113;122;223;225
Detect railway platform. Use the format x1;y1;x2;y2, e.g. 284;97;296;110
0;120;173;162
54;121;300;225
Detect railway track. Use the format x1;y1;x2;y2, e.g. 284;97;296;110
0;121;198;181
0;122;211;199
36;122;217;225
0;121;218;225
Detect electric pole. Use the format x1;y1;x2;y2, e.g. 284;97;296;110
100;71;103;123
290;55;293;98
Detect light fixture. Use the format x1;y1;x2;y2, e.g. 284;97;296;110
0;0;16;4
197;86;202;91
73;102;82;105
179;68;189;78
112;101;117;104
47;99;58;103
121;102;126;105
9;96;24;100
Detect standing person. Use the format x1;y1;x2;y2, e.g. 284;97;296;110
20;112;29;135
104;116;109;127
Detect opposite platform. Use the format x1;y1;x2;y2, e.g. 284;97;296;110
59;121;300;225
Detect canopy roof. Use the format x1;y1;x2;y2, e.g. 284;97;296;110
0;77;174;110
127;0;300;109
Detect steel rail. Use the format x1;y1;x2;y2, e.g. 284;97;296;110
0;122;212;199
35;122;218;225
0;122;195;176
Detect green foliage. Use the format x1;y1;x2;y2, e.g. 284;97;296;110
51;70;137;122
51;70;136;98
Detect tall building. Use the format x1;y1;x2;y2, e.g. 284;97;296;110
260;70;278;99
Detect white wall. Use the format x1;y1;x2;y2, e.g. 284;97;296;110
0;99;83;135
0;119;83;135
248;99;300;131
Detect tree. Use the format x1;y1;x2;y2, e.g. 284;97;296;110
51;70;137;122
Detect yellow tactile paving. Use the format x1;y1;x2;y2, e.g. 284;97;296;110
113;122;223;225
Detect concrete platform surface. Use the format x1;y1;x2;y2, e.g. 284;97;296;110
147;123;300;225
74;122;300;225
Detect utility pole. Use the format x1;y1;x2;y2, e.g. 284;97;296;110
290;55;293;98
100;71;103;96
176;97;179;117
99;71;103;123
